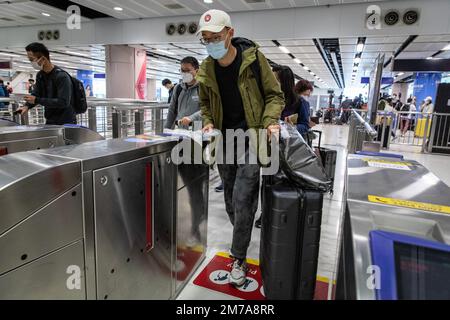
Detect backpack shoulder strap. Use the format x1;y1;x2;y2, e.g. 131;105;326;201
250;50;265;100
173;84;183;117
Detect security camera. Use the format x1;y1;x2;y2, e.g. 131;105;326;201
166;23;176;35
188;22;198;35
403;10;419;25
38;31;45;41
45;30;53;40
384;10;399;26
178;23;187;35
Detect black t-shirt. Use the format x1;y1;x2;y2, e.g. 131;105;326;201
214;46;247;131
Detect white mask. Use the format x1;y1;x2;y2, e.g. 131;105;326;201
182;72;194;84
31;60;43;71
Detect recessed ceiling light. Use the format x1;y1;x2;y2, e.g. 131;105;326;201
278;46;290;54
354;57;361;64
426;56;433;60
397;72;405;76
114;7;123;11
204;0;213;3
303;65;309;71
41;12;50;17
356;43;364;53
157;49;175;55
443;43;450;51
293;58;301;64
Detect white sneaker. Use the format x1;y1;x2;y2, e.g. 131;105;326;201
230;259;247;287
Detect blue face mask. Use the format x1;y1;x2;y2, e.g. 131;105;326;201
206;41;228;60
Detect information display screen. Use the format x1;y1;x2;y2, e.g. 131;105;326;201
370;230;450;300
395;243;450;300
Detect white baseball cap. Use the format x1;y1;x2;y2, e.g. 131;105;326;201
197;9;232;35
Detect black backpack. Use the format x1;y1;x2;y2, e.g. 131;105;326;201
45;68;88;114
401;104;410;112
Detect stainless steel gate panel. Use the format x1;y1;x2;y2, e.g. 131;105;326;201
347;156;450;206
176;164;209;295
0;152;81;235
0;241;86;300
0;184;83;276
338;155;450;300
34;138;176;172
0;126;65;152
63;126;105;145
0;136;60;154
92;153;176;300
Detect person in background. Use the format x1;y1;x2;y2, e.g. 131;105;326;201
421;96;435;114
28;79;36;94
294;79;316;137
162;79;176;104
197;9;284;287
0;80;6;109
85;84;93;97
6;82;13;95
392;93;403;111
272;65;298;121
164;56;202;130
17;42;75;125
400;98;417;137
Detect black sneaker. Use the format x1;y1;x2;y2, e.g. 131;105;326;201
215;182;224;193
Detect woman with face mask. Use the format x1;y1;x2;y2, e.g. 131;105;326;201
421;96;434;114
164;56;202;130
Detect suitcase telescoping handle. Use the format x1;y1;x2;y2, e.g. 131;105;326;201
312;130;323;149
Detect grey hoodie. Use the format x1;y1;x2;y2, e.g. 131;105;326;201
164;81;202;130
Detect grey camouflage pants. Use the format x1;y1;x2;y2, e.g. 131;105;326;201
218;157;260;261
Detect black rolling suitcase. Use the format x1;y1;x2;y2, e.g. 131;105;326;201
312;130;337;193
260;173;324;300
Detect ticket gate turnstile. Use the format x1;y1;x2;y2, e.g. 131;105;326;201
336;155;450;300
0;138;179;300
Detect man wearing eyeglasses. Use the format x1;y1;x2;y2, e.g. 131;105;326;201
196;10;284;287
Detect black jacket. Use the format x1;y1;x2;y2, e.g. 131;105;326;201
28;66;76;125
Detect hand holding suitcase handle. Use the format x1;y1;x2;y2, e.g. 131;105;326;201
311;130;323;149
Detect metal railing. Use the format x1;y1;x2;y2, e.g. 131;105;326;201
347;109;378;154
0;97;170;139
372;111;434;153
427;113;450;154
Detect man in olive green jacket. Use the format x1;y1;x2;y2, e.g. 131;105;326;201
197;9;285;287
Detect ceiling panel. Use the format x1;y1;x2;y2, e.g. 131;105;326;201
0;0;89;27
397;51;437;59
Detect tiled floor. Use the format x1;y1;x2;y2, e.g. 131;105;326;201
177;124;450;300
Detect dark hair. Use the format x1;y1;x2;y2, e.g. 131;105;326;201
25;42;50;60
295;79;314;95
29;79;35;83
407;98;413;104
180;56;200;70
273;65;298;108
0;79;3;84
386;98;393;104
162;79;172;86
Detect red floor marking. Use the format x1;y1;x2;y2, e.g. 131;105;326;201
314;280;336;300
314;281;329;300
193;254;266;300
176;247;203;281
